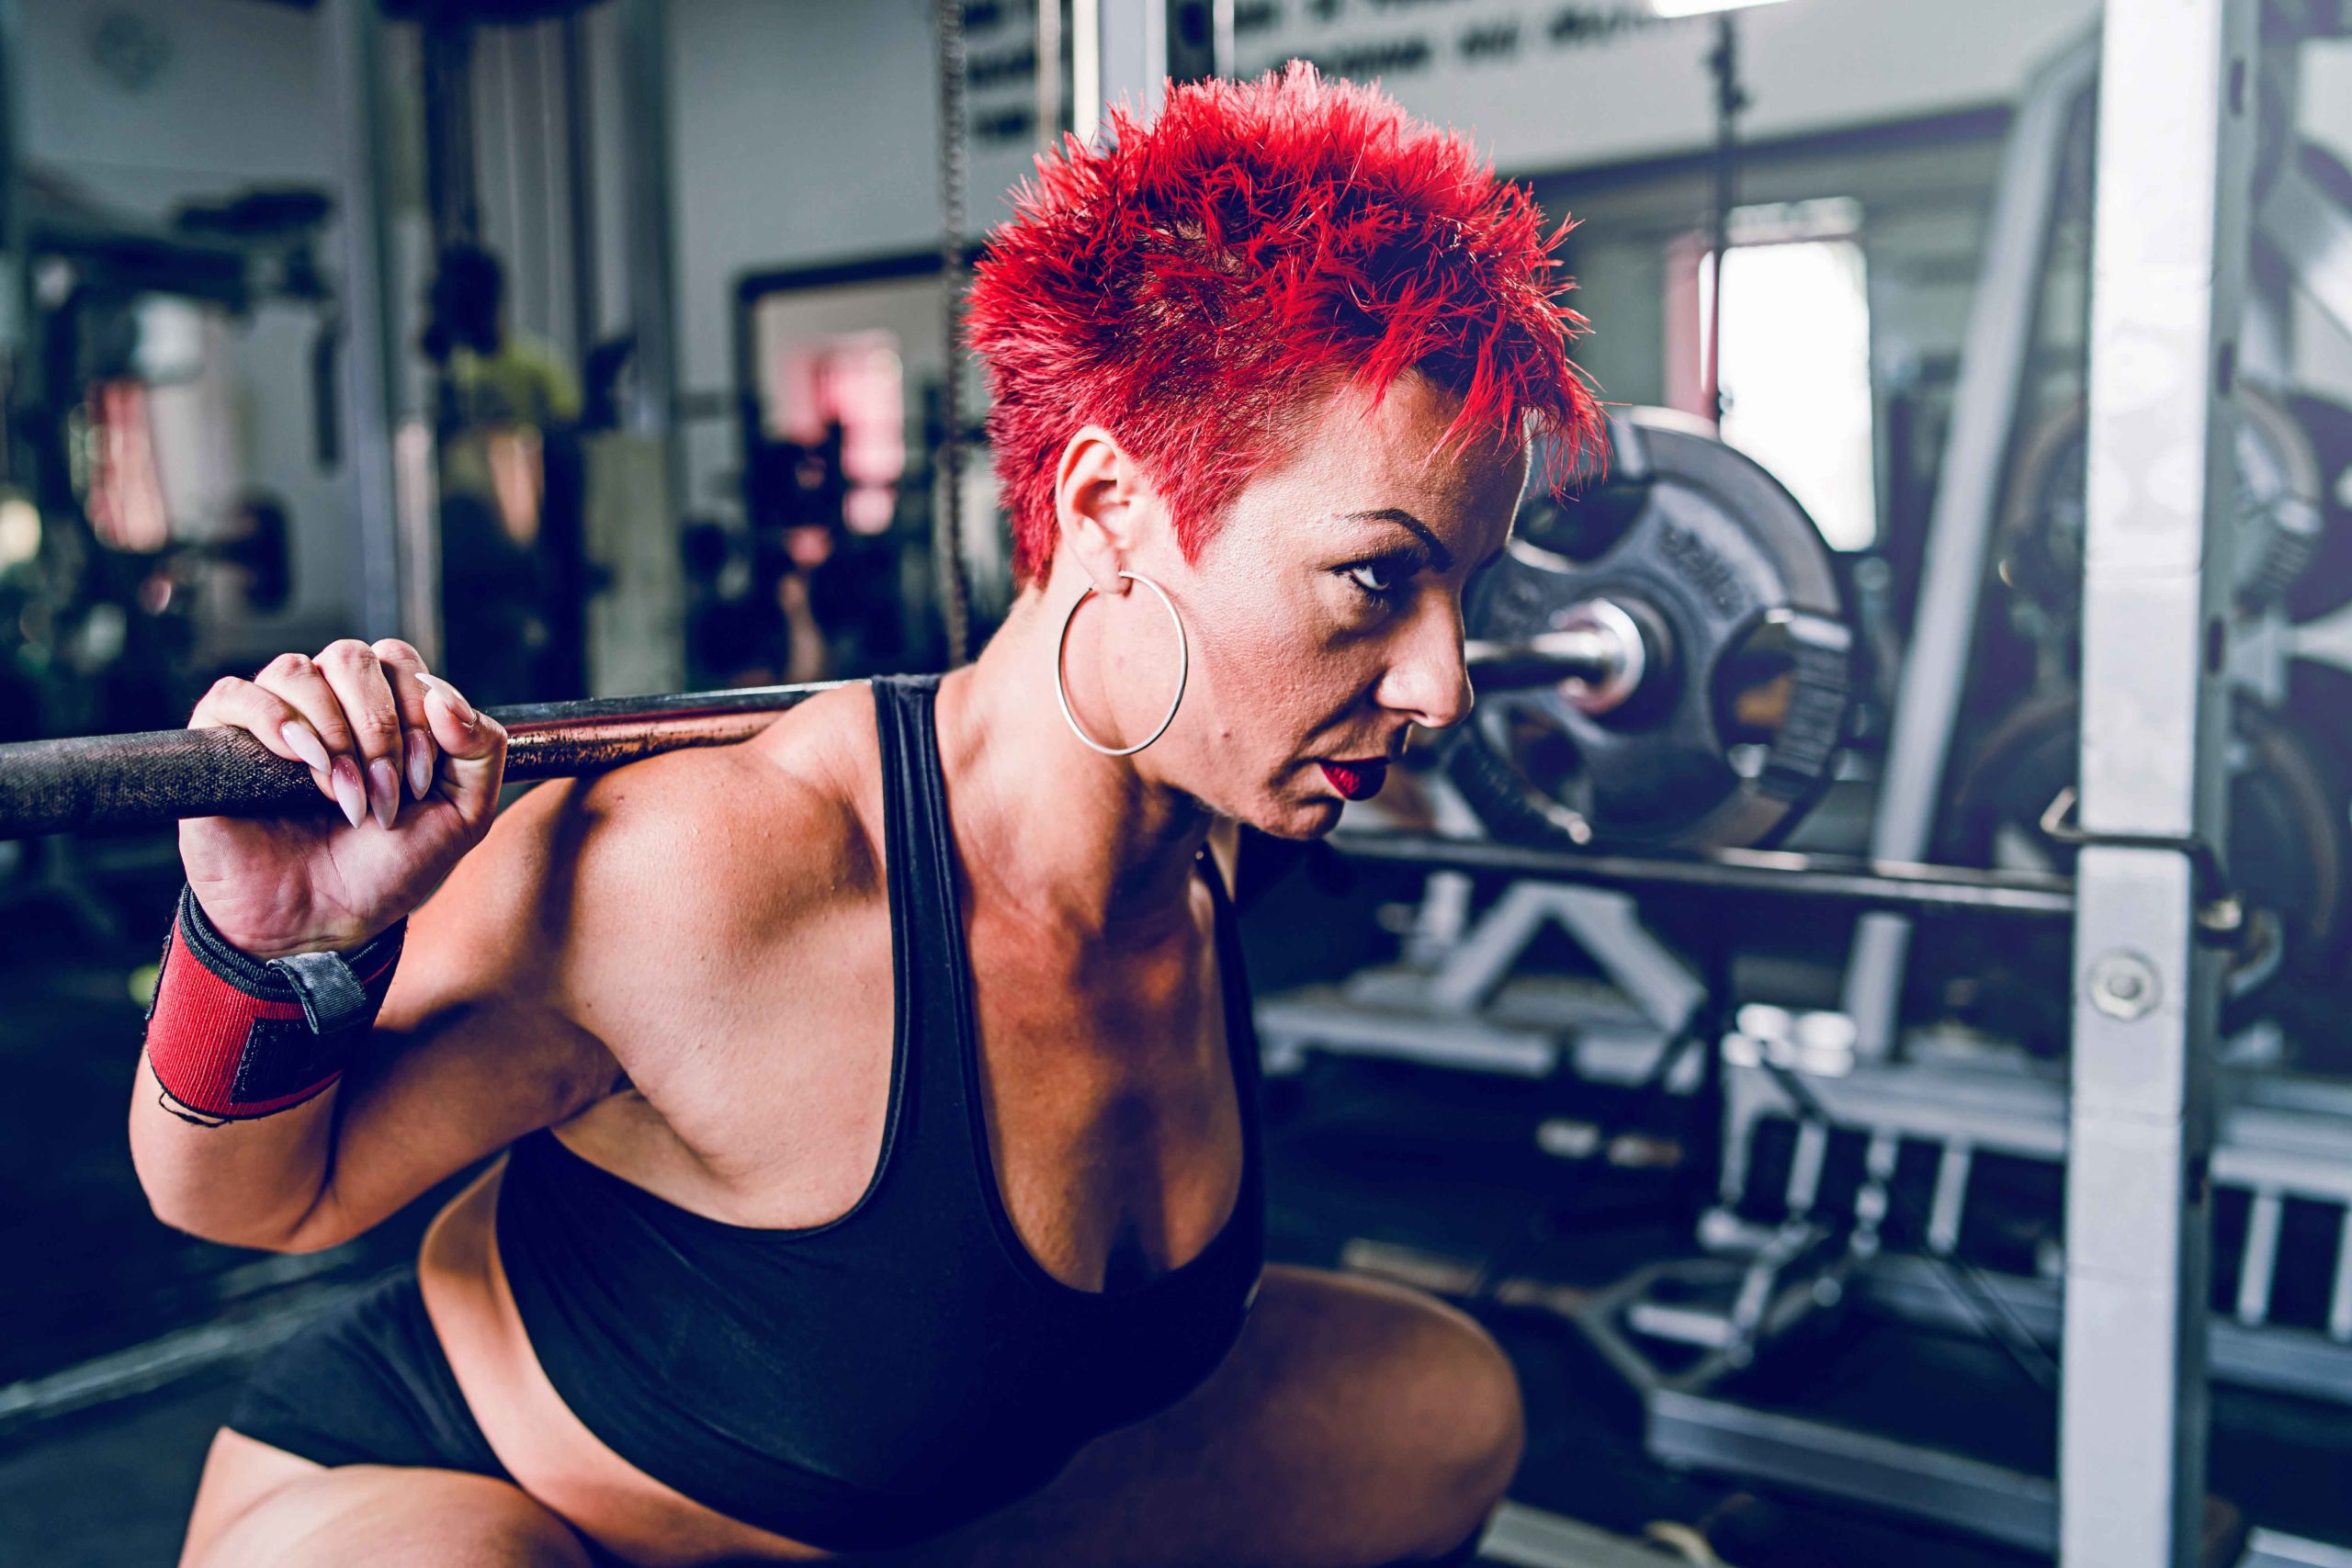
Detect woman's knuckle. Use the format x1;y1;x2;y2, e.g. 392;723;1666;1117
370;637;420;665
189;679;240;722
320;638;376;669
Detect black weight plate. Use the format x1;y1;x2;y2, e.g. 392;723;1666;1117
2282;389;2352;625
1923;693;2346;1053
1999;385;2324;640
1451;409;1852;852
1950;693;2345;993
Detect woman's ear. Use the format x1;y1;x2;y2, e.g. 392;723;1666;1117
1054;425;1157;596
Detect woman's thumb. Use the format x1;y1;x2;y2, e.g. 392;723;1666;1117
416;674;506;823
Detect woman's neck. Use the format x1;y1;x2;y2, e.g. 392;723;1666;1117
933;583;1213;948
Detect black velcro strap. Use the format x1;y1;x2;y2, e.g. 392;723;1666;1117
229;1014;353;1110
266;949;375;1034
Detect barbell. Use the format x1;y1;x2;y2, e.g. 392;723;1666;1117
0;412;1854;848
0;634;1624;839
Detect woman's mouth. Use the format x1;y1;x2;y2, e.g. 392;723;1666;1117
1317;760;1388;801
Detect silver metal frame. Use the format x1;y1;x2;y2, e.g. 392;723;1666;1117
2064;5;2252;1562
1839;31;2099;1057
1076;0;1165;144
1477;1504;1690;1568
2245;1530;2352;1568
1573;1040;2352;1557
1649;1385;2059;1554
617;0;681;475
1252;880;1702;1087
0;0;24;385
320;0;407;642
1713;1050;2352;1403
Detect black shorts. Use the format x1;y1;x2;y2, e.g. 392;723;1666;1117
224;1269;631;1566
227;1267;505;1479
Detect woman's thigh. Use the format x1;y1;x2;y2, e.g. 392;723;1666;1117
891;1264;1525;1568
180;1428;598;1568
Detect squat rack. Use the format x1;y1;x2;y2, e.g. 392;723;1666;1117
1093;2;2251;1560
1303;1;2258;1560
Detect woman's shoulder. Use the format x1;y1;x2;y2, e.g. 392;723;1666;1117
503;682;885;953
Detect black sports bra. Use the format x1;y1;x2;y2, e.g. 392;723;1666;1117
495;673;1266;1551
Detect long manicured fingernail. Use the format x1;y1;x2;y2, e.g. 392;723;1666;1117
280;722;331;773
368;759;400;829
330;758;368;829
416;672;479;730
406;728;435;797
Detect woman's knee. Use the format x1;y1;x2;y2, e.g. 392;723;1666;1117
1394;1300;1525;1551
1254;1270;1527;1562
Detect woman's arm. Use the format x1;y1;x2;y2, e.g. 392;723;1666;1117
130;775;617;1252
132;709;864;1254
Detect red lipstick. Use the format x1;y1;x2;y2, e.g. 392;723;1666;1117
1318;760;1388;801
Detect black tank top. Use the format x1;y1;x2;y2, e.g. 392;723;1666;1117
495;673;1266;1552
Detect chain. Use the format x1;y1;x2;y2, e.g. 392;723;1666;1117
935;0;973;667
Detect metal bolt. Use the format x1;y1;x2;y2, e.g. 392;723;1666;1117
2087;950;2161;1021
2197;894;2246;939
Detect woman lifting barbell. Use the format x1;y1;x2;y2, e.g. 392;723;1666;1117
141;64;1602;1568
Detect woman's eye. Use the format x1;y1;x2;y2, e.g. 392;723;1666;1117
1344;559;1413;603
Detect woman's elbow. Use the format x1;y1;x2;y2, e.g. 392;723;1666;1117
141;1192;325;1253
134;1164;347;1254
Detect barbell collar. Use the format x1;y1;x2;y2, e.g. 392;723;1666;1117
1552;598;1648;715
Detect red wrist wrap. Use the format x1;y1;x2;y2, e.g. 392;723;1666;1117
142;886;405;1121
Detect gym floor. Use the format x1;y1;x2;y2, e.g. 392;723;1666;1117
0;846;2072;1568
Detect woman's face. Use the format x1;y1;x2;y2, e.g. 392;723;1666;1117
1139;373;1532;839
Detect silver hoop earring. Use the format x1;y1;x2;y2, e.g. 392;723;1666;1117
1054;570;1189;757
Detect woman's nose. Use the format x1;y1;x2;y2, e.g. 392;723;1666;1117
1377;597;1474;731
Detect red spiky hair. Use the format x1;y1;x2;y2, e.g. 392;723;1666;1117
967;62;1603;587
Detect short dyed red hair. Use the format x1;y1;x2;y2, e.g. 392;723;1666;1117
967;62;1603;587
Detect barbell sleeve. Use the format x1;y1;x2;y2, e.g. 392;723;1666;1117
1460;628;1620;694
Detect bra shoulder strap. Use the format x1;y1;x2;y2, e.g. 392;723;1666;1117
866;674;982;1169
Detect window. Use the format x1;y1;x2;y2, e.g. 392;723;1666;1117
1671;200;1879;550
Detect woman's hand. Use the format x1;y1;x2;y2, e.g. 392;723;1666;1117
175;639;507;959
